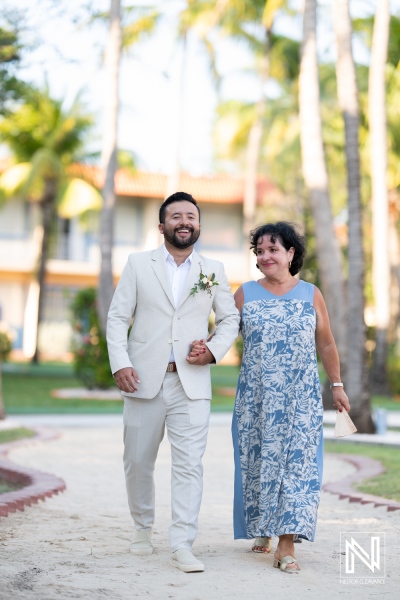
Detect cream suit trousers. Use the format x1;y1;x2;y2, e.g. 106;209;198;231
123;372;210;552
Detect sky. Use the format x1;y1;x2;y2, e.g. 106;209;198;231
4;0;400;177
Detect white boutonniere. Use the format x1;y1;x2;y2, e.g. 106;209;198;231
190;263;219;297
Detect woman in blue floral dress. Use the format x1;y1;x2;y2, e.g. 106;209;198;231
232;222;350;573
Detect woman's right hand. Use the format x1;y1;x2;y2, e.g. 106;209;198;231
332;387;350;412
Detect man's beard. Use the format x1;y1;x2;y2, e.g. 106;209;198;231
164;226;200;249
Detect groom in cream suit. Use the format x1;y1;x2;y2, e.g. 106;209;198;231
107;192;239;573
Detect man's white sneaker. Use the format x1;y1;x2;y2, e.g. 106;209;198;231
170;549;204;573
129;529;153;555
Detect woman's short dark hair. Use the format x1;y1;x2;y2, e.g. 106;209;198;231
159;191;200;224
249;222;306;276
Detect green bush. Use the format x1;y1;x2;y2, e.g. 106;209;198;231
70;288;115;389
0;330;12;361
388;346;400;396
234;334;243;365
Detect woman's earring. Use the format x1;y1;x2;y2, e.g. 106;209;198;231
288;261;292;269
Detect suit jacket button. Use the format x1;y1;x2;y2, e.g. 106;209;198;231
168;339;172;344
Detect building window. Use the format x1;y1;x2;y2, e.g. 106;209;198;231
42;286;78;322
196;204;243;251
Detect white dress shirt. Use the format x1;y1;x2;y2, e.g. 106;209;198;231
163;244;193;362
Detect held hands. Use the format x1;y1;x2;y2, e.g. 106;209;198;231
332;387;351;412
187;339;214;365
114;340;214;390
113;367;140;393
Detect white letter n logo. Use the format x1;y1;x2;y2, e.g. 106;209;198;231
345;536;380;573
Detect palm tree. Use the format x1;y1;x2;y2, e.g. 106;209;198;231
369;0;391;393
97;1;159;333
97;0;121;335
333;0;374;432
0;10;28;113
0;87;101;362
183;0;289;276
299;0;347;376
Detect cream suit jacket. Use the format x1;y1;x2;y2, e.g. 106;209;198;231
107;246;240;400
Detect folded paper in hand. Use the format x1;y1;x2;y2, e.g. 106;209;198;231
334;410;357;438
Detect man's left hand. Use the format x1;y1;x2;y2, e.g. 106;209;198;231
186;339;214;365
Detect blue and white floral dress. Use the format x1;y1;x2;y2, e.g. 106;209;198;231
232;280;324;542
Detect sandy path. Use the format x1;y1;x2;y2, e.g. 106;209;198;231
0;415;399;600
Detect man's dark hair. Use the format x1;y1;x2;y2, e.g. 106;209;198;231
249;221;306;276
159;192;200;224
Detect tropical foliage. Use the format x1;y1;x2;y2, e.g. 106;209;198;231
0;87;101;362
71;288;115;390
0;330;12;361
0;1;399;428
0;10;28;113
97;0;161;333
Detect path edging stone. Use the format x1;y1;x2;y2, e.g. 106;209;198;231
323;453;400;512
0;428;66;519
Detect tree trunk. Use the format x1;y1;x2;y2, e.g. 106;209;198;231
98;0;121;334
299;0;347;398
369;0;391;394
333;0;374;432
31;179;57;363
242;29;270;278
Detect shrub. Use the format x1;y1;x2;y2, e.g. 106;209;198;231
388;346;400;396
70;288;115;389
0;330;12;361
234;334;243;365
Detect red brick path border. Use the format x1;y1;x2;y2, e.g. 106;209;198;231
2;433;399;518
0;429;66;518
323;453;400;512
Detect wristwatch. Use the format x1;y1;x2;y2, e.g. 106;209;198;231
330;382;344;389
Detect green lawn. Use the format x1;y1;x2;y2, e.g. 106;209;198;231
0;427;36;495
0;426;36;444
2;373;123;414
2;361;400;415
0;478;22;494
325;441;400;502
369;395;400;411
1;362;239;414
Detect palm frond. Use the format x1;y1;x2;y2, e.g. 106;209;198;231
57;178;102;218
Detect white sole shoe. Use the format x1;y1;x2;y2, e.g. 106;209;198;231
130;529;154;555
170;549;204;573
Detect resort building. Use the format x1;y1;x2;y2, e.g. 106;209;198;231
0;166;281;358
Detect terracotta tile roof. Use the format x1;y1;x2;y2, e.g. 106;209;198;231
0;158;277;205
70;164;276;205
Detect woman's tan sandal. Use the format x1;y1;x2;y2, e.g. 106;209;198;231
273;555;300;573
252;537;272;553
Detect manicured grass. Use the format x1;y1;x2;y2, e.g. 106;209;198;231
2;372;124;414
1;361;399;415
370;395;400;411
2;361;75;377
0;478;22;494
2;363;239;414
210;364;239;411
325;441;400;502
0;427;36;494
0;427;36;444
